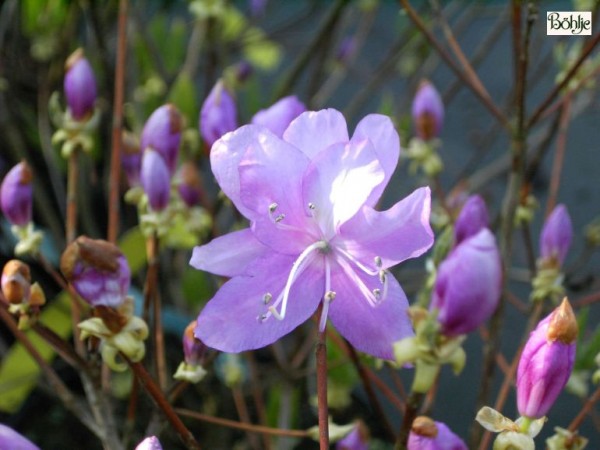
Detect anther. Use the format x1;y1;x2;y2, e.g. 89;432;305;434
373;288;381;300
308;202;316;210
374;256;382;268
269;203;278;213
257;314;268;322
263;293;272;304
275;213;285;223
379;270;386;284
325;291;336;302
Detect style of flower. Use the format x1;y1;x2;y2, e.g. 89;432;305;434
140;104;183;175
190;109;433;359
0;423;40;450
430;228;501;336
199;80;237;150
407;416;467;450
453;194;489;245
1;161;33;227
517;298;577;419
64;48;97;121
250;95;306;138
412;80;444;140
540;204;572;267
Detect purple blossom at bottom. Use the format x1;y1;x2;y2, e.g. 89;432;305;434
190;109;433;359
517;298;577;419
0;161;33;227
430;228;501;336
540;204;572;266
135;436;163;450
453;194;489;245
250;95;306;138
408;417;466;450
0;424;40;450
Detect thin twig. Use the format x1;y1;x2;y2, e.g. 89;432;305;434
545;95;572;217
394;391;425;450
316;306;329;450
568;384;600;431
232;385;262;450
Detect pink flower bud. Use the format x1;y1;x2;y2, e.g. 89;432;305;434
177;162;204;208
430;229;502;336
121;130;141;187
1;161;33;227
135;436;162;450
517;298;577;419
336;421;369;450
251;95;306;138
60;236;131;308
200;80;237;150
141;149;171;212
64;49;97;121
408;416;467;450
183;320;208;366
540;204;572;266
412;80;444;140
454;195;489;245
0;423;40;450
140;104;183;175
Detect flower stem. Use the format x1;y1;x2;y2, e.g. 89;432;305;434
394;391;425;450
316;305;329;450
66;150;79;244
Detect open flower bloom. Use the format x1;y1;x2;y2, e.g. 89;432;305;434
64;48;97;121
0;423;40;450
190;109;433;359
408;416;467;450
250;95;306;138
540;204;572;266
517;298;577;419
454;194;489;245
0;161;33;227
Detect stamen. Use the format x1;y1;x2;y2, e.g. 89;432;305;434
308;202;316;210
269;203;278;213
336;256;380;307
336;247;379;276
373;288;381;300
374;256;382;268
263;293;272;304
319;259;333;331
275;213;285;223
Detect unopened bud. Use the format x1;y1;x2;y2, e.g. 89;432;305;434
1;161;33;227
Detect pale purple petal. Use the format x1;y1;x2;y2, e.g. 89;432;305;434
302;140;384;239
190;228;270;277
337;187;433;269
283;109;349;159
135;436;163;450
351;114;400;206
200;81;238;149
195;255;324;353
250;95;306;138
328;265;413;360
0;424;40;450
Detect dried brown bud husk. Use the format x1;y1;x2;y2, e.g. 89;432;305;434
547;297;578;344
412;416;438;438
2;260;31;304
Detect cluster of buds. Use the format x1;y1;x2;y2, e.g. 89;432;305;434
173;320;210;383
0;161;44;255
406;80;444;177
1;260;46;329
61;236;148;371
476;299;578;449
51;48;100;158
531;205;572;303
407;416;467;450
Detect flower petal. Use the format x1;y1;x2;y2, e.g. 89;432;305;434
195;254;324;353
337;187;433;269
351;114;400;206
328;264;413;359
282;109;349;159
302;139;384;239
190;229;270;277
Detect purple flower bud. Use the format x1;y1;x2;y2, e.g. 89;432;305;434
177;162;203;208
200;80;237;150
121;131;142;187
60;236;131;308
335;36;356;65
234;61;254;83
249;0;268;17
64;48;97;121
408;416;467;450
183;320;208;366
412;80;444;140
1;260;31;305
336;422;369;450
430;229;502;336
517;298;577;419
454;195;489;245
251;95;307;138
140;104;183;175
540;204;572;266
0;423;40;450
141;149;171;212
135;436;163;450
1;161;33;227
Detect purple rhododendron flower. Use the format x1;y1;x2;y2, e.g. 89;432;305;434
454;194;489;245
412;80;444;140
250;95;306;138
430;228;501;336
408;416;467;450
135;436;163;450
140;104;183;175
0;424;40;450
141;148;171;212
0;161;33;227
517;298;577;419
190;109;433;359
200;80;238;150
336;422;368;450
540;204;572;266
64;48;97;121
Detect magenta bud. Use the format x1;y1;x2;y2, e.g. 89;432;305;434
0;424;40;450
0;161;33;227
135;436;163;450
200;80;238;150
183;320;208;366
141;149;171;212
64;49;97;121
517;298;577;419
140;104;183;175
540;204;572;266
430;229;502;336
408;416;467;450
336;422;369;450
177;162;203;207
412;80;444;140
60;236;131;308
251;95;307;138
454;195;489;245
121;131;142;187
